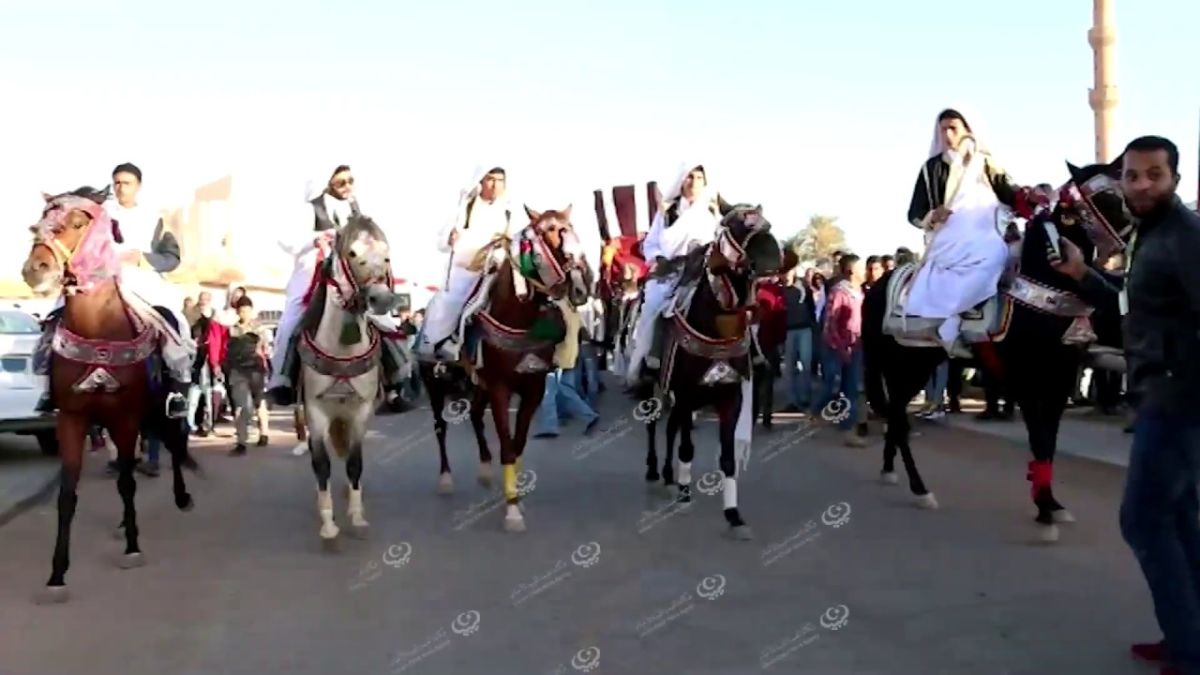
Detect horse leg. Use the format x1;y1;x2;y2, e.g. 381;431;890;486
663;407;676;487
109;419;146;568
717;386;752;539
892;395;936;509
427;377;453;495
880;423;900;485
471;387;493;488
160;415;195;511
675;400;696;505
645;415;660;483
488;383;525;533
346;440;369;536
37;413;86;603
310;436;339;548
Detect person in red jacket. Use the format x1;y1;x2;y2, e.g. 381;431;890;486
752;269;788;429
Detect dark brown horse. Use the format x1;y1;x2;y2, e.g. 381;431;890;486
632;205;782;539
862;160;1133;543
418;205;592;531
22;187;197;603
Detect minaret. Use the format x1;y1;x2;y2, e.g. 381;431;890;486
1088;0;1118;163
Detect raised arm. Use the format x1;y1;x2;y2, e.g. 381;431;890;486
984;155;1020;208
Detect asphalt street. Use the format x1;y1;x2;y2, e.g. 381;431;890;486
0;382;1160;675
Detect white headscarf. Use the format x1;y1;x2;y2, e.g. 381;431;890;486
927;105;990;159
662;160;719;205
303;164;354;203
460;164;510;205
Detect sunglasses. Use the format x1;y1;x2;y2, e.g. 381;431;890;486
332;177;355;189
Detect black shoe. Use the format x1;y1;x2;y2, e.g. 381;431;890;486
229;444;247;456
256;436;269;447
35;392;56;414
268;386;296;407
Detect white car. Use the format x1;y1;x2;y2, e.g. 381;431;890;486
0;309;57;455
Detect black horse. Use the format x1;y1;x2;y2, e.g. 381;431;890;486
862;159;1133;543
632;205;782;539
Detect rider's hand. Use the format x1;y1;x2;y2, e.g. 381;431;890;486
1050;236;1089;281
930;206;953;227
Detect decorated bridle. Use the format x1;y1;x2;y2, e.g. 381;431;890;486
30;196;120;295
318;231;394;314
511;216;584;301
1011;174;1131;264
707;207;773;311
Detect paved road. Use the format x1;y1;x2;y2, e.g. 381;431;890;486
0;381;1159;675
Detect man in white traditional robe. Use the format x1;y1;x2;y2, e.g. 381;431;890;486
416;166;515;361
904;107;1018;350
266;164;409;406
36;162;195;416
625;162;728;386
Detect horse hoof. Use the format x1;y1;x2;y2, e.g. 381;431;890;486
35;586;69;605
914;493;939;510
1052;509;1076;524
1038;524;1060;544
727;524;754;541
320;536;340;553
880;472;899;486
503;516;527;533
437;473;454;495
118;552;146;569
176;494;195;511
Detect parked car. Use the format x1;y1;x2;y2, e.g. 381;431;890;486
0;309;57;455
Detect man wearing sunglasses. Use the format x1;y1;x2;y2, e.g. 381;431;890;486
268;165;411;409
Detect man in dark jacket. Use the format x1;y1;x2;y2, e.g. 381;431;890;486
780;251;817;411
1053;135;1200;674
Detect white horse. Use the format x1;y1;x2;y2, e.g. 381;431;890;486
295;214;397;548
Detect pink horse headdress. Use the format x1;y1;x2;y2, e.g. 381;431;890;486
31;187;124;292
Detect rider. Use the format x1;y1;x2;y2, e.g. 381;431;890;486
625;161;732;386
416;165;514;362
266;164;409;406
904;107;1019;350
36;162;194;416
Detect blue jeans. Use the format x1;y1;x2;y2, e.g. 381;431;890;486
1120;403;1200;672
533;369;599;437
819;345;863;431
576;348;601;408
783;328;814;409
186;364;213;433
925;361;949;408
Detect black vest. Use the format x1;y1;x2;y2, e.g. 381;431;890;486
311;195;362;232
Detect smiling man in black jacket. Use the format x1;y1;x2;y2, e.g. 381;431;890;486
1053;135;1200;674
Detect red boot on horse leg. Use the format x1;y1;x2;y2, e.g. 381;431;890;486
22;187;198;603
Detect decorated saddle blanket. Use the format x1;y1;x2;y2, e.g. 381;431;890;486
882;262;1011;348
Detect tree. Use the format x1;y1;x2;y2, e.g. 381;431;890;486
787;215;847;267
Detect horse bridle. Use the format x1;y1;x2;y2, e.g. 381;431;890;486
324;236;393;314
32;202;97;292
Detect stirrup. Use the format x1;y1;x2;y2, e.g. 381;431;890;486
165;392;188;419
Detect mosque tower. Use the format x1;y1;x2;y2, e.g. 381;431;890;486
1089;0;1118;163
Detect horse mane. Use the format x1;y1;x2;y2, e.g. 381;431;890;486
677;245;710;287
298;261;329;336
336;214;388;253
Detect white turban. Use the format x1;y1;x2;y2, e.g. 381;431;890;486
662;160;719;204
927;105;991;159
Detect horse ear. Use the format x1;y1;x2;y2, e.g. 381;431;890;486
524;204;541;223
560;204;572;220
96;185;112;203
42;192;54;203
1065;161;1082;182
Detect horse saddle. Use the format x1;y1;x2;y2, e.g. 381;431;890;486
882;262;1005;350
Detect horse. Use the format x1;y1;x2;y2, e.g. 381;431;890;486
293;213;398;548
862;159;1133;543
630;205;782;539
419;205;592;531
21;186;198;603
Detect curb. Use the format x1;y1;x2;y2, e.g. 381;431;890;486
0;468;60;529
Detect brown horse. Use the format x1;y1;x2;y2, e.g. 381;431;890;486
22;187;197;603
419;205;592;531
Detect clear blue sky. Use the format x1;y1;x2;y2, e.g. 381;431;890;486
1;0;1196;285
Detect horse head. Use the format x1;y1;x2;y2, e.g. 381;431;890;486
708;203;783;291
22;186;118;296
332;214;395;315
522;204;594;306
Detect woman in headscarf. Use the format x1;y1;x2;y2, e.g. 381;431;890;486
625;161;731;386
904;107;1019;350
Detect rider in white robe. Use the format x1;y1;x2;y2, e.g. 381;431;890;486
36;163;195;416
625;161;728;386
416;165;515;361
904;107;1018;349
266;165;408;406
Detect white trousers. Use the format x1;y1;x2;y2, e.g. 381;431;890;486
625;276;675;381
268;249;402;387
418;265;483;352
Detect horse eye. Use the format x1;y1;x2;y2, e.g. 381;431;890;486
349;251;357;258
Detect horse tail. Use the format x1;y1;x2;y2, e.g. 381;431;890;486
328;417;351;459
861;271;891;417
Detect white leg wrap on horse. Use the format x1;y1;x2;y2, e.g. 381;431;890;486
678;462;692;486
723;477;738;510
348;487;367;527
318;489;338;538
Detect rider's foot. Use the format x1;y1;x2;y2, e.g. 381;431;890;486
165;390;189;419
268;386;296;407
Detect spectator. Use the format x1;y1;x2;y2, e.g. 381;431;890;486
752;272;786;429
820;254;866;447
781;254;816;413
219;296;271;455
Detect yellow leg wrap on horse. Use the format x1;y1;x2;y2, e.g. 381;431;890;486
503;464;518;501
